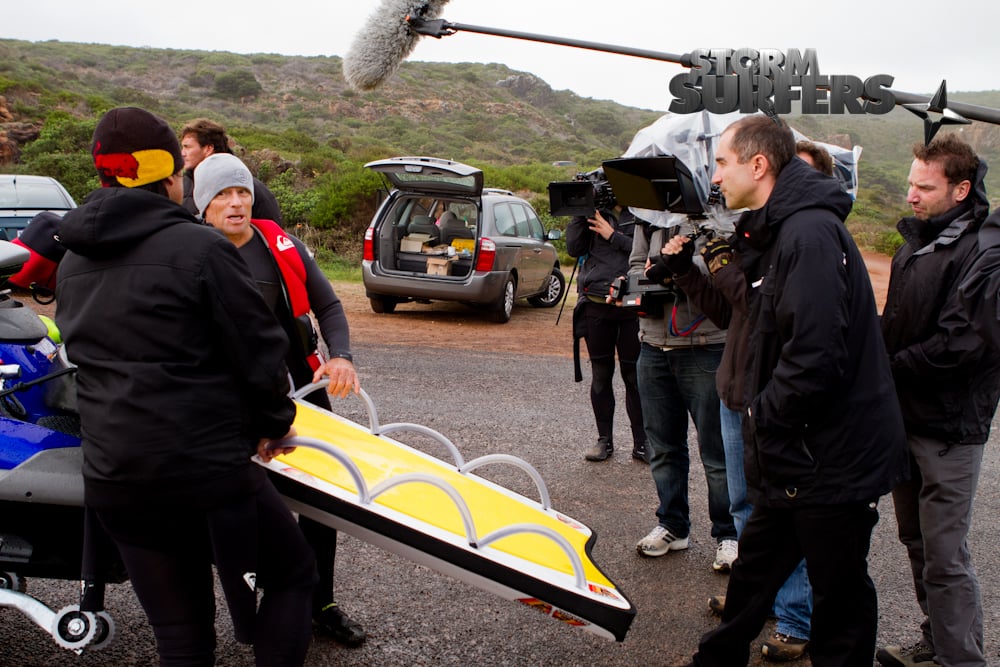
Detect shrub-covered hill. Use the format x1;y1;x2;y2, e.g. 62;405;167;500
2;37;999;259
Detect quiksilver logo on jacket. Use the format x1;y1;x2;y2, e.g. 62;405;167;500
276;235;294;252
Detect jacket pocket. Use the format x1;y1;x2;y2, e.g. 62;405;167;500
752;424;819;501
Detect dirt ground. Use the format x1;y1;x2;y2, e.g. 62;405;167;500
26;251;891;355
325;251;891;357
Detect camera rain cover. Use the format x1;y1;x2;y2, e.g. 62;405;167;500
618;110;747;232
618;110;862;232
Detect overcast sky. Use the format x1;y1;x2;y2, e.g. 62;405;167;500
5;0;998;111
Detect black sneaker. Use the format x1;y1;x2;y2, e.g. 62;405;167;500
631;441;650;463
584;436;613;461
313;602;366;647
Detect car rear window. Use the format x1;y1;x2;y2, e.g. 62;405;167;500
0;181;73;209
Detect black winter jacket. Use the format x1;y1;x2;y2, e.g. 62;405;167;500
56;187;295;508
960;209;1000;353
882;161;1000;445
736;158;908;507
565;208;636;298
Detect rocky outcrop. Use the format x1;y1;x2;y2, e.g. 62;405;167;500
0;122;42;166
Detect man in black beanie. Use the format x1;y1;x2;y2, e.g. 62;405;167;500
56;106;317;667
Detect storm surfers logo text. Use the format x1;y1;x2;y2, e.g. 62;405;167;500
668;48;895;115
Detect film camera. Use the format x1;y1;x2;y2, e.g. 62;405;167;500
599;154;715;312
609;273;675;313
547;168;617;217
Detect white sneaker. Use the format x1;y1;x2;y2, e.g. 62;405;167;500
713;538;738;573
636;525;689;557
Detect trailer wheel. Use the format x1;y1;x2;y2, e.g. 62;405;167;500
51;605;98;652
0;571;25;593
89;611;117;651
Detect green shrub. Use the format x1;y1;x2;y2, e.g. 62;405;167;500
309;162;381;230
213;70;262;99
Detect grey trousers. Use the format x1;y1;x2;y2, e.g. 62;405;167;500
891;434;985;667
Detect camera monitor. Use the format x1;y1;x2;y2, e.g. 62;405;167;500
601;156;704;215
547;181;595;217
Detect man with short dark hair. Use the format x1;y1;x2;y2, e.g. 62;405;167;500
180;117;283;224
682;115;908;666
877;134;1000;667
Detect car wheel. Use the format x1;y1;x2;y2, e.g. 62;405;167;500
369;295;398;314
528;268;566;308
488;276;516;323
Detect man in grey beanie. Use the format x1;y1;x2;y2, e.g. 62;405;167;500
196;152;368;647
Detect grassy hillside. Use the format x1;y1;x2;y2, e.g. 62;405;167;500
2;37;999;260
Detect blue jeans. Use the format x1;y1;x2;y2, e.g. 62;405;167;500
720;403;812;639
720;405;752;534
637;342;734;541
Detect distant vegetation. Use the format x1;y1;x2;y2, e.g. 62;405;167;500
2;38;999;263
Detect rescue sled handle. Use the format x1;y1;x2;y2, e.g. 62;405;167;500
289;382;554;508
407;17;1000;126
268;435;587;589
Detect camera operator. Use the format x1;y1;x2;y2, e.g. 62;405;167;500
628;217;738;574
566;183;647;464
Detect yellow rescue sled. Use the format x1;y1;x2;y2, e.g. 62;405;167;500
259;385;635;642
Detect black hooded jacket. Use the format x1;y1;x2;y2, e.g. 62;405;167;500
565;208;636;298
735;158;908;507
960;208;1000;352
882;160;1000;445
56;187;295;508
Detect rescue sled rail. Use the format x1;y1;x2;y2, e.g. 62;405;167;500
375;422;466;468
459;454;552;510
274;437;580;582
291;384;468;464
477;523;587;590
275;437;371;503
291;383;554;509
368;472;479;547
291;383;383;434
276;437;478;543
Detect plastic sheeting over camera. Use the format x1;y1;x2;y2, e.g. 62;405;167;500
620;111;861;231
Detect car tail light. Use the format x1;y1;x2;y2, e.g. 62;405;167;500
363;227;374;262
474;237;496;272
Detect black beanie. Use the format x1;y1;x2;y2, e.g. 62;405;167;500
91;107;183;188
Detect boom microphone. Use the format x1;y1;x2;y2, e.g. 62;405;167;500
343;0;451;91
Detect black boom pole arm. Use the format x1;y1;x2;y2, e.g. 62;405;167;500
407;16;1000;126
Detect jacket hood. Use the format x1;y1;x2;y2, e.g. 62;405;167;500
735;157;853;253
979;207;1000;246
59;187;199;259
764;157;854;228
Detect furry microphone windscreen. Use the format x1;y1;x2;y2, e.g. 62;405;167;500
342;0;451;90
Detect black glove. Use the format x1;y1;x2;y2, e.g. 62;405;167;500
701;237;733;275
644;255;673;284
662;240;695;276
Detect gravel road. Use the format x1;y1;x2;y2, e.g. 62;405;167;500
3;295;998;667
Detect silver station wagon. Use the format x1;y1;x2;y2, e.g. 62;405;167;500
362;157;565;323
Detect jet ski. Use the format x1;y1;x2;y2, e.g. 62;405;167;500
0;241;121;654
